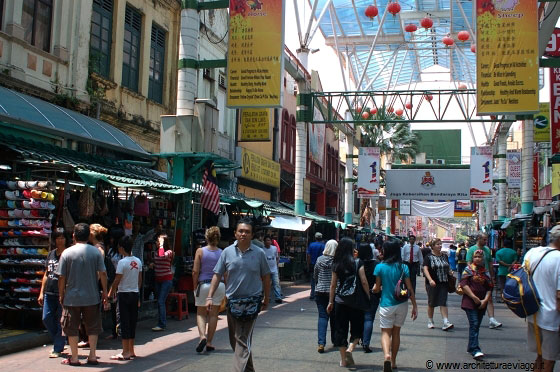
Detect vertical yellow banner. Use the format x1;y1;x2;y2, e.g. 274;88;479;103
476;0;539;115
227;0;285;108
534;102;550;142
552;164;560;197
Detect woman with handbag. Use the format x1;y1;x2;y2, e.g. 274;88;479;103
327;238;370;367
313;239;338;353
423;238;454;331
192;227;225;352
358;242;380;353
372;240;418;372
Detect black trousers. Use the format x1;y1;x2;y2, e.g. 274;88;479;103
118;292;139;339
405;262;419;295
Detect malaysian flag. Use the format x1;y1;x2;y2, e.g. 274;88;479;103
201;161;220;215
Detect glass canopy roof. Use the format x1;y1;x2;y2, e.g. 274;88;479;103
313;0;476;90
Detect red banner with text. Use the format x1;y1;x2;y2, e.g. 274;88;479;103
550;68;560;154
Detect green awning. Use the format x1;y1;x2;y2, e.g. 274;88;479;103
76;170;191;193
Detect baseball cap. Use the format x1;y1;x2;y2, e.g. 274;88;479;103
315;232;323;239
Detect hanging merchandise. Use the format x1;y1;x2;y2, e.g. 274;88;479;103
78;187;95;219
217;206;230;229
134;193;150;217
94;184;109;217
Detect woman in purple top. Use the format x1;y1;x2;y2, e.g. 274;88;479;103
192;227;225;353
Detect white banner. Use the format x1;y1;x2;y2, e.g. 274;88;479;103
507;150;521;189
411;201;455;217
385;169;470;200
358;147;380;198
470;146;493;200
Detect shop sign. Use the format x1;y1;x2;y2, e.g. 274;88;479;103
552;164;560;197
385;169;469;200
240;109;270;141
238;147;280;187
309;108;326;165
507;150;521;189
545;28;560;57
226;0;285;108
357;147;380;198
416;218;422;231
534;103;550;142
533;153;539;201
470;146;493;200
303;178;311;204
476;0;539;115
550;68;560;154
399;200;411;215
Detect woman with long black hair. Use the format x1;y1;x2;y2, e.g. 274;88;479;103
327;238;370;367
373;240;418;372
358;242;380;353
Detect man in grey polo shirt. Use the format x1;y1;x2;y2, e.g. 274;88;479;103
207;217;271;372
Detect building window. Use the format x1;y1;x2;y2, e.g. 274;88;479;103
90;0;113;78
22;0;52;52
148;24;165;103
122;5;142;92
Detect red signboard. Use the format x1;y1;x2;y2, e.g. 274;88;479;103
545;28;560;57
416;218;422;231
550;68;560;154
533;153;539;201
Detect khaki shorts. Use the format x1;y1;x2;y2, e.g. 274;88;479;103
527;322;560;361
62;304;102;337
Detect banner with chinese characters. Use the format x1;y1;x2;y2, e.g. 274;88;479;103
550;68;560;154
476;0;539;115
226;0;285;108
470;146;493;200
357;147;380;198
534;103;550;142
507;150;521;189
552;164;560;197
240;109;270;141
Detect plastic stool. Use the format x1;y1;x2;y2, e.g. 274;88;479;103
166;292;189;320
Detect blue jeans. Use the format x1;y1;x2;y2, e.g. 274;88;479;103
457;264;467;283
315;294;335;346
363;294;380;347
271;271;282;300
156;280;173;328
42;293;65;353
464;308;485;355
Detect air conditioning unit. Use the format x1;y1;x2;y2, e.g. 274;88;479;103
218;73;226;89
425;159;433;164
436;159;445;165
326;207;337;215
160;115;204;153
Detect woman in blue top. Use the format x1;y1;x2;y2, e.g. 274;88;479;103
373;240;418;372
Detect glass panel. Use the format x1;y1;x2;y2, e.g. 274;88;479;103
92;23;100;37
36;1;52;51
101;28;108;41
131;56;137;69
124;29;131;42
92;11;100;25
101;40;108;53
154;71;159;81
22;0;35;44
102;15;110;29
90;35;99;49
123;40;130;53
123;51;129;64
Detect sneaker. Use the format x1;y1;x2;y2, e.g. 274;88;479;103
473;351;484;360
152;326;165;332
489;319;502;329
428;321;435;329
317;345;325;353
274;299;283;304
442;321;454;331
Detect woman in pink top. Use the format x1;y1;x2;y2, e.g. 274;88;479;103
192;226;225;353
150;234;174;331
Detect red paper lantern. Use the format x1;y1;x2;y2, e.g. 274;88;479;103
370;107;378;115
356;106;362;113
458;84;467;90
387;2;401;16
404;24;417;33
425;94;433;102
395;108;404;116
387;106;394;113
365;5;378;19
405;102;412;110
457;31;470;42
442;36;454;47
470;44;476;53
420;17;433;30
362;111;370;119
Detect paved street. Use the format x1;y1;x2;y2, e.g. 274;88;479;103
0;282;550;372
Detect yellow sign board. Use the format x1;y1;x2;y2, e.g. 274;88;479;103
226;0;284;108
240;109;270;141
240;147;280;188
534;103;550;142
304;178;311;204
552;164;560;198
476;0;539;115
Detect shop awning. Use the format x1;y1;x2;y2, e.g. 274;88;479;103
270;216;312;232
76;170;191;193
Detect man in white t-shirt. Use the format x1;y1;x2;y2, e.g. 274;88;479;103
525;225;560;372
263;235;283;304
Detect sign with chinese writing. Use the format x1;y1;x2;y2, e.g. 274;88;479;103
476;0;539;115
357;147;380;198
385;169;470;200
226;0;285;108
534;103;550;142
240;109;270;141
550;68;560;154
533;153;539;201
552;164;560;197
545;27;560;57
470;146;493;200
507;150;521;189
237;147;280;187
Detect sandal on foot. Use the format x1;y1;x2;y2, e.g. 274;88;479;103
86;359;99;365
344;351;354;366
110;354;130;361
383;360;393;372
196;338;207;353
61;358;81;366
206;345;215;352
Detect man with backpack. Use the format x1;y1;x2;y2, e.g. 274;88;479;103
524;225;560;372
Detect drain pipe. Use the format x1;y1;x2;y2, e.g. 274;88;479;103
177;5;199;115
521;118;534;215
496;133;507;219
294;48;310;216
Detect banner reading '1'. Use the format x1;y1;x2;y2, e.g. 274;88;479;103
470;146;493;200
357;147;380;198
476;0;539;115
226;0;285;108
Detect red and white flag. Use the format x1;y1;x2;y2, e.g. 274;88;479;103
201;161;220;215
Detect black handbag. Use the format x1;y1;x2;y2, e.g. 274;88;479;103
227;295;263;321
338;259;370;311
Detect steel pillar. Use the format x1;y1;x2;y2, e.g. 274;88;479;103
295;49;310;216
497;134;507;219
344;112;353;224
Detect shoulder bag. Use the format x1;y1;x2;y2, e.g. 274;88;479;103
394;264;410;302
337;259;370;311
